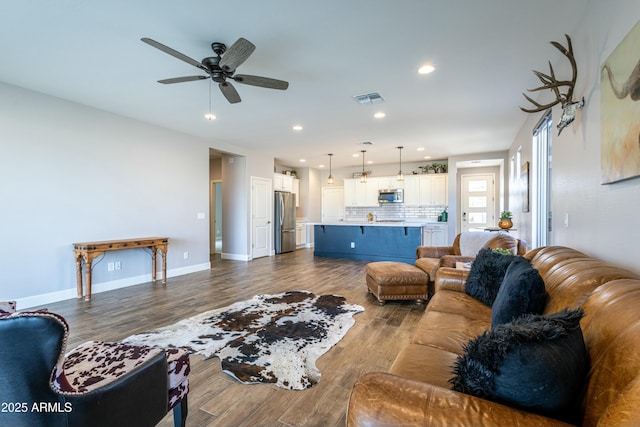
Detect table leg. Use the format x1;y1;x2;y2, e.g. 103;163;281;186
75;254;84;299
161;248;167;285
84;260;93;301
151;248;157;281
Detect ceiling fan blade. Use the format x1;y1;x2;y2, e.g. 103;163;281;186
158;76;208;84
141;38;209;73
219;38;256;72
219;82;241;104
232;74;289;90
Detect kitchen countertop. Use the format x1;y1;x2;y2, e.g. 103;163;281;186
315;221;447;227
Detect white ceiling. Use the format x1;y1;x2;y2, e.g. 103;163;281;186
0;1;588;169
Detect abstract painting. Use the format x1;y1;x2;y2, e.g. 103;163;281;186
601;19;640;184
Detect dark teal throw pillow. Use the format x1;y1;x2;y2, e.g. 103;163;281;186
450;309;588;423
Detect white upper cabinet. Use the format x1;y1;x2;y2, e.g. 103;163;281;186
343;178;378;207
274;173;294;192
418;175;448;206
403;175;420;205
343;174;447;208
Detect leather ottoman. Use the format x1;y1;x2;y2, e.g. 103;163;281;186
366;261;429;305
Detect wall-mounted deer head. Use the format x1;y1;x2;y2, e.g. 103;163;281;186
520;34;584;135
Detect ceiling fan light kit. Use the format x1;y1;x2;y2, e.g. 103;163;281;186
141;37;289;105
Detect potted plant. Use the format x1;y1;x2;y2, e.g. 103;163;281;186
430;163;447;174
498;211;513;229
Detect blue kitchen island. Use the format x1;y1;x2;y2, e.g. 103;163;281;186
313;222;423;263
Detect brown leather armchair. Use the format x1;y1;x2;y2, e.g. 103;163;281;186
415;232;527;292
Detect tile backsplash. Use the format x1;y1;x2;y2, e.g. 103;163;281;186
345;205;447;222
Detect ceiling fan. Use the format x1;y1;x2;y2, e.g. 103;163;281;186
141;37;289;104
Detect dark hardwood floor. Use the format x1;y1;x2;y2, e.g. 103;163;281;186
37;249;425;427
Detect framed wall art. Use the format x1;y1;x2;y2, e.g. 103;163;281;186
601;19;640;184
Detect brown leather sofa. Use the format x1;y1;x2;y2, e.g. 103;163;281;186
348;246;640;427
415;232;527;294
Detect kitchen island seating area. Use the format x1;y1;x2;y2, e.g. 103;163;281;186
0;305;190;427
347;246;640;427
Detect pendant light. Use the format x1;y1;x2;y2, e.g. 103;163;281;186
360;150;367;183
396;146;404;181
327;153;334;184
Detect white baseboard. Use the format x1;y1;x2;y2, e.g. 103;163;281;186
221;252;250;261
16;262;211;309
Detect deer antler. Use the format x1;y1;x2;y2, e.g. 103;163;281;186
520;34;577;113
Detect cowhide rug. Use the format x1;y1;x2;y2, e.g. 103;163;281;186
123;290;364;390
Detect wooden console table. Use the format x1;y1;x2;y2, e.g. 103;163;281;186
73;237;168;301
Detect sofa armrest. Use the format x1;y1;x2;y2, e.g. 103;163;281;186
438;255;475;268
434;267;469;293
347;372;572;427
416;245;455;259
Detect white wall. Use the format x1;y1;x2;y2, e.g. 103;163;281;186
1;83;209;307
510;1;640;272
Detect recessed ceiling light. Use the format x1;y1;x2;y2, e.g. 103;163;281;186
418;64;436;75
319;164;325;168
367;160;374;164
292;125;303;131
299;159;306;163
204;113;216;120
417;147;425;151
353;153;360;158
424;155;432;159
374;112;386;119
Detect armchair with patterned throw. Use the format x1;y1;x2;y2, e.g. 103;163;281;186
0;303;190;427
415;232;527;293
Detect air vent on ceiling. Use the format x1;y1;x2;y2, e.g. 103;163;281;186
353;92;384;105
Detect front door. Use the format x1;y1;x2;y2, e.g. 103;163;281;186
461;174;496;232
251;176;272;259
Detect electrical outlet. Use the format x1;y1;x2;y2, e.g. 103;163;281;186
115;261;121;270
183;251;189;260
350;242;355;249
107;262;115;272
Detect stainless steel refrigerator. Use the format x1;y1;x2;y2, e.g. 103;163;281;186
274;191;296;254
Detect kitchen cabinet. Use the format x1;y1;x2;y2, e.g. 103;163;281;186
376;176;404;190
343;178;378;207
274;173;294;192
296;222;308;248
422;223;448;246
419;175;448;206
403;175;420;205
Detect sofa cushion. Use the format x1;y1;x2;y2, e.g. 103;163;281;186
491;257;547;327
465;248;516;306
450;309;588;422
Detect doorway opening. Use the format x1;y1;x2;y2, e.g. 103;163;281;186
210;181;222;255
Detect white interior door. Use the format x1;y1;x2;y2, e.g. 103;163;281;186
321;187;344;222
461;174;496;232
251;176;272;259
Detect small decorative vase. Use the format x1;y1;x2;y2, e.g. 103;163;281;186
498;218;513;229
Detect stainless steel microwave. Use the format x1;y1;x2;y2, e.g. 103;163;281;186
378;188;404;203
